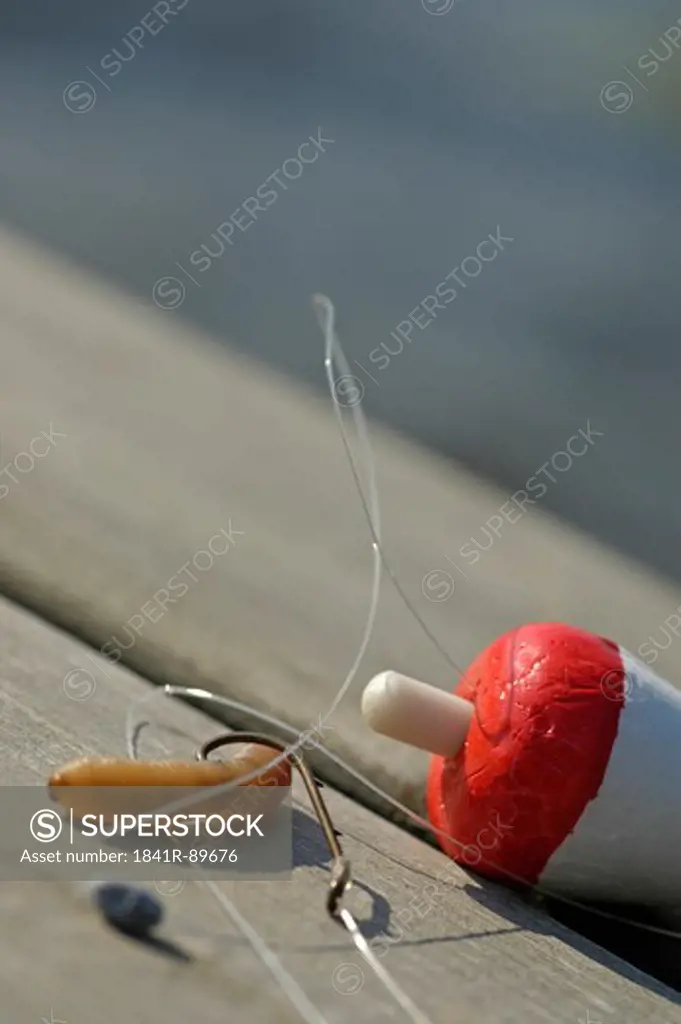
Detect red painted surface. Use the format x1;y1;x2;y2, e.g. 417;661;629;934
426;623;625;886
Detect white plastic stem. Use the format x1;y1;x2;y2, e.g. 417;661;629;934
361;671;473;757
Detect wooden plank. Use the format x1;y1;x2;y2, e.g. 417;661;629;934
0;594;677;1023
1;227;681;817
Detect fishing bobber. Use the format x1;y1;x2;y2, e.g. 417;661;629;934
362;622;681;911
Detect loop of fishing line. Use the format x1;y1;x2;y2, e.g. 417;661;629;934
122;294;679;1024
122;294;441;1024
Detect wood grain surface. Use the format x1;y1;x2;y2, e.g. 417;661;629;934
1;229;681;1017
0;227;680;821
0;594;678;1023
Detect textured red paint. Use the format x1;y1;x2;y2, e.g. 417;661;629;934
426;623;624;886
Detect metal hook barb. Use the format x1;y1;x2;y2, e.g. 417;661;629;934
196;731;351;918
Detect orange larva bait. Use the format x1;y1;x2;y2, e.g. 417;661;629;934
49;743;291;820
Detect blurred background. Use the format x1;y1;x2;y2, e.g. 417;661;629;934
1;0;680;581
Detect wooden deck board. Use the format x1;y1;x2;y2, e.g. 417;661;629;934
1;230;681;1014
0;227;680;818
0;594;677;1023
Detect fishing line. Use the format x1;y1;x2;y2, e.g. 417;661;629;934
313;293;466;683
338;907;434;1024
128;295;462;796
122;293;440;1024
123;295;449;1024
128;690;681;1024
130;683;681;938
122;294;678;1024
315;295;507;743
204;881;333;1024
127;684;442;1024
126;695;334;1024
128;294;385;798
310;298;681;940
